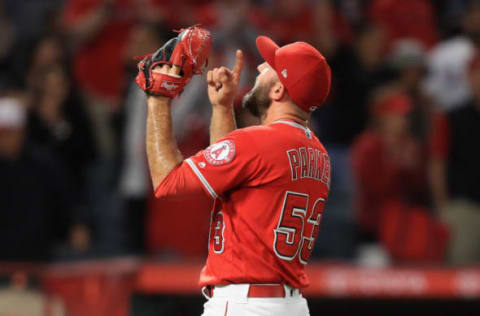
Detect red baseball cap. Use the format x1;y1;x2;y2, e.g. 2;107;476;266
256;36;331;112
373;94;412;117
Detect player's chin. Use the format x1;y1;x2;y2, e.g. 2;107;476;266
242;86;271;118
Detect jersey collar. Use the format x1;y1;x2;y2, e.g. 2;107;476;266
272;120;308;131
271;120;313;139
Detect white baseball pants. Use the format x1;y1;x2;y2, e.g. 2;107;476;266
200;284;310;316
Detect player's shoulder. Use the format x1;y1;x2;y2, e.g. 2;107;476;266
221;125;275;143
230;125;274;136
210;126;270;160
220;124;325;152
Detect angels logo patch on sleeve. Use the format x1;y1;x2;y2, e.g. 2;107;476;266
204;140;236;166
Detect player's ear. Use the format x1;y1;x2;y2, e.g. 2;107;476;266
269;81;285;102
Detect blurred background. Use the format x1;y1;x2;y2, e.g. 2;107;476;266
1;0;480;315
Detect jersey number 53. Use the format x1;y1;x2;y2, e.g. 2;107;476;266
273;191;325;264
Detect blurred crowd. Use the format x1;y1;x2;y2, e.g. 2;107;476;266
0;0;480;267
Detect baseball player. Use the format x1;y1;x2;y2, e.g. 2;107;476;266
136;26;331;316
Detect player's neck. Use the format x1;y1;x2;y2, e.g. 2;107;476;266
262;101;309;126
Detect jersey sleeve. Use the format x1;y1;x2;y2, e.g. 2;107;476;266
154;161;209;200
184;130;263;199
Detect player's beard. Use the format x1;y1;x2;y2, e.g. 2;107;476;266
242;80;274;120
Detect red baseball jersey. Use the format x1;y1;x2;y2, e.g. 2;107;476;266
184;120;331;289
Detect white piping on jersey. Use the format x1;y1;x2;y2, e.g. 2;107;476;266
186;158;218;199
272;120;309;132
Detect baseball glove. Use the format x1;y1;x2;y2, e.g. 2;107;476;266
135;25;212;98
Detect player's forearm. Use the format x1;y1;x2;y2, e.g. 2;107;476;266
209;105;236;144
146;96;183;189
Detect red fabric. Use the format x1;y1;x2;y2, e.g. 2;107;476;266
62;0;135;99
246;285;287;298
429;112;450;159
369;0;438;50
380;203;449;262
136;62;187;97
147;191;212;259
183;122;330;289
154;162;205;199
256;36;331;112
351;132;426;235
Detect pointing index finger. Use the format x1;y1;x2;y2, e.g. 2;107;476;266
232;49;243;79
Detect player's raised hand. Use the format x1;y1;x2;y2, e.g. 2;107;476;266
136;25;211;98
207;49;243;107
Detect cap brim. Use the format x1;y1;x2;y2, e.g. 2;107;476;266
256;36;279;69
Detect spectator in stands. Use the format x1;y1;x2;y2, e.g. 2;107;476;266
424;0;480;111
352;93;427;242
387;39;434;144
369;0;438;50
431;52;480;264
60;0;176;160
28;64;96;194
27;35;68;92
388;40;427;97
61;0;135;159
26;41;95;257
352;92;450;263
0;95;79;261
